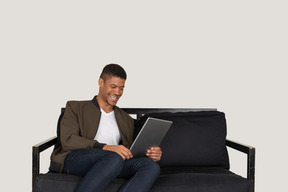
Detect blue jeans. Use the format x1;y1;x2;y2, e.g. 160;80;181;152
63;148;160;192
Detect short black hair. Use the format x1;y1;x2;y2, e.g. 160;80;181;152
100;63;127;81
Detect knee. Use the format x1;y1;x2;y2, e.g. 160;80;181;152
141;158;161;178
149;159;160;177
97;151;125;177
104;151;124;168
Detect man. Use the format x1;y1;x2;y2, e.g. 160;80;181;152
49;64;162;192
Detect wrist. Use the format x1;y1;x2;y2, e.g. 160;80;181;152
94;142;106;149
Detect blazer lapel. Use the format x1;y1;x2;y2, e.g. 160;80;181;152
115;108;129;147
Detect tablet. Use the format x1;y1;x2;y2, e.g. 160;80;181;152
130;117;173;158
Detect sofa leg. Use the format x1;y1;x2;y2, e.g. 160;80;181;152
248;148;255;192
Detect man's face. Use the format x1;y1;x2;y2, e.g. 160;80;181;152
98;76;125;107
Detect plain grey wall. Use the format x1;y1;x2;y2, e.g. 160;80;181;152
1;1;287;191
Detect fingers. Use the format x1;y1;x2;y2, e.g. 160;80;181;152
103;145;161;161
103;145;133;160
117;145;133;160
146;147;162;162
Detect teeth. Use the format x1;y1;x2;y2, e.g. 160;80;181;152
110;95;117;100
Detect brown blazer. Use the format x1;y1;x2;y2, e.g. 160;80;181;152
49;96;134;173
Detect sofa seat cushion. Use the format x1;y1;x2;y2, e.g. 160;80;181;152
34;167;250;192
34;173;126;192
34;173;81;192
152;167;250;192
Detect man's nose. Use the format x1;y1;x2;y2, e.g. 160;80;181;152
115;88;122;95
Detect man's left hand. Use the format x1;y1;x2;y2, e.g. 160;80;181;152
146;146;162;162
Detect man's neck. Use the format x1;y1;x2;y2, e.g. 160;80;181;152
96;96;114;113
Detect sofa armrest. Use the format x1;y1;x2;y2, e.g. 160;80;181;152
32;136;57;189
226;139;255;192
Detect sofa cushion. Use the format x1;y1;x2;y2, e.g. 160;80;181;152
33;173;126;192
34;173;81;192
134;111;229;169
34;167;250;192
152;167;250;192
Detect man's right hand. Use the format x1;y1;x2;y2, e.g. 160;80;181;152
102;145;133;160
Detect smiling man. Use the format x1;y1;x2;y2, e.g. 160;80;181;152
49;64;162;192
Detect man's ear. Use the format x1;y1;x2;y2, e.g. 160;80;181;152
98;78;104;87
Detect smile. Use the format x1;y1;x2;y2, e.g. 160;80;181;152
109;94;119;101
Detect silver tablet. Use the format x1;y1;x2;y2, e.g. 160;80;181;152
130;117;173;158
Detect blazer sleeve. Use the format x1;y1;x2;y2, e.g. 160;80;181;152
60;101;104;151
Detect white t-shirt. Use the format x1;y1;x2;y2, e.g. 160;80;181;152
94;108;121;145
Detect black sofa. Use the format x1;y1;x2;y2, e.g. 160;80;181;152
32;108;255;192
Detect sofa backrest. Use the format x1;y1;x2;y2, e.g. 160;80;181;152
134;111;230;169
